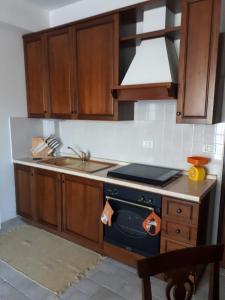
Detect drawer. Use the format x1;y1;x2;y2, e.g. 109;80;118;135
160;237;191;253
162;197;199;225
162;220;197;245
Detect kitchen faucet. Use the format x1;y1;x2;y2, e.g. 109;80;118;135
67;146;88;162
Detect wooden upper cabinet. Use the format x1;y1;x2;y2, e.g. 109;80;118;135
24;35;47;118
46;27;75;118
177;0;221;124
14;164;34;220
35;169;61;230
74;16;116;120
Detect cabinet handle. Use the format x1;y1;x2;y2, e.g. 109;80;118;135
176;208;182;214
176;229;181;234
176;112;181;116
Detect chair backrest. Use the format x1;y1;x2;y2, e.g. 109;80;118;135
137;244;224;300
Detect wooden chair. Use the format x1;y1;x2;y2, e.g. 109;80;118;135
137;245;224;300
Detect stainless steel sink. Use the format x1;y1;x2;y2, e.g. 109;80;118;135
38;156;115;173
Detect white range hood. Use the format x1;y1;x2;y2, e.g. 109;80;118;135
121;6;179;86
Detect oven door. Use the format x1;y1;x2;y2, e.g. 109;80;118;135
104;196;160;257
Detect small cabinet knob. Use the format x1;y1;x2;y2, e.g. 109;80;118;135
176;229;181;234
176;112;181;116
176;208;182;214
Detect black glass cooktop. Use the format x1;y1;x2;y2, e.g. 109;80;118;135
107;164;181;186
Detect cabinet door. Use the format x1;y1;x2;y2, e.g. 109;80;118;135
62;175;103;245
177;0;221;124
75;16;116;120
35;169;61;230
47;27;75;118
14;164;34;219
24;35;47;118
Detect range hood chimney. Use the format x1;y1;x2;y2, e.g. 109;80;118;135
121;37;178;85
121;6;178;86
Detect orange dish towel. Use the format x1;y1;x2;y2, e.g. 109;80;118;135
101;200;114;226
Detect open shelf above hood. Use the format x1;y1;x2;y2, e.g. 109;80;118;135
113;0;180;101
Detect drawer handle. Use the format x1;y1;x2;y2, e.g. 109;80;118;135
176;229;181;234
176;208;182;214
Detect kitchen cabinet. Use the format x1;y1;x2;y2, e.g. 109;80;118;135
14;163;213;269
177;0;221;124
74;15;133;120
34;169;62;230
75;16;115;119
24;28;75;119
161;196;209;250
24;35;47;118
62;174;103;247
161;196;210;286
14;164;34;220
46;27;75;118
23;14;134;121
14;164;103;249
23;0;224;123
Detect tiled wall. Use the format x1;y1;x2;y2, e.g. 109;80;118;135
58;101;225;176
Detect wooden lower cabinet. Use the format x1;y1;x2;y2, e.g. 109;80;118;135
62;174;103;247
14;164;34;220
34;169;62;231
161;196;209;252
14;165;104;251
160;195;210;289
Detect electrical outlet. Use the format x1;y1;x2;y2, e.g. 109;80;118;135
203;144;216;153
142;139;153;149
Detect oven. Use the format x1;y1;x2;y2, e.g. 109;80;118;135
103;183;162;257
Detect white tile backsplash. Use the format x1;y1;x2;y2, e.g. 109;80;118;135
56;101;225;177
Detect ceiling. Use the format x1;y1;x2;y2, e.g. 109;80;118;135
28;0;83;10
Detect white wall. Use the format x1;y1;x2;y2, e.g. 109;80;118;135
0;25;28;222
50;0;147;26
0;0;49;224
0;0;49;31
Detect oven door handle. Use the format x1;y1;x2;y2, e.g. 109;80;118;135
106;196;154;211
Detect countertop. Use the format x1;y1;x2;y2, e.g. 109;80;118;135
13;156;217;203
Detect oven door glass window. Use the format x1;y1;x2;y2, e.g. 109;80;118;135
104;198;160;257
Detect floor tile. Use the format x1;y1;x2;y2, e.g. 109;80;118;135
104;258;136;274
220;274;225;300
76;278;101;296
62;287;90;300
90;287;127;300
0;260;58;300
89;270;126;293
0;217;25;234
221;268;225;277
0;281;31;300
1;217;225;300
93;260;121;274
61;275;102;299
